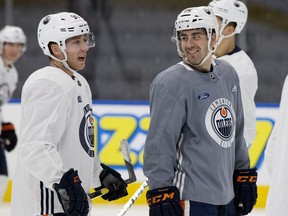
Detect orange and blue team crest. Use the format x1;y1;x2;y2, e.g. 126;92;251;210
79;104;95;157
205;97;235;148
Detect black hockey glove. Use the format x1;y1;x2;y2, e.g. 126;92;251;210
233;168;258;215
0;122;17;152
53;169;89;216
146;186;183;216
99;163;128;201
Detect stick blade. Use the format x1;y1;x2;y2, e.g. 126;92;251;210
120;139;131;163
120;139;137;183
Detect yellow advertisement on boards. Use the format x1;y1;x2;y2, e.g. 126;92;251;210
1;101;278;208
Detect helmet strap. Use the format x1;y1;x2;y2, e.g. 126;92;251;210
49;49;76;74
180;33;216;67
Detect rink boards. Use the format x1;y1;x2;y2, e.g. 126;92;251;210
2;100;278;208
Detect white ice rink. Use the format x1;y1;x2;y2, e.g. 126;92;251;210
0;203;265;216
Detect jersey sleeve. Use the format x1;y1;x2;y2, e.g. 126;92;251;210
18;78;70;189
265;75;288;174
143;82;186;190
92;153;102;188
234;75;251;169
238;71;258;145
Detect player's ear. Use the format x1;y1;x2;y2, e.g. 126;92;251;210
49;43;61;58
223;23;235;36
211;31;217;45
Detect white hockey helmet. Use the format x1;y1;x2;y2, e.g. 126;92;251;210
172;6;219;60
37;12;95;59
208;0;248;36
0;25;27;53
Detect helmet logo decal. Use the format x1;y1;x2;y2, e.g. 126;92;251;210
205;98;235;148
70;14;80;19
203;8;212;15
42;16;51;25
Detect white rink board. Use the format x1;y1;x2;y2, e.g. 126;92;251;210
2;101;278;185
1;101;279;206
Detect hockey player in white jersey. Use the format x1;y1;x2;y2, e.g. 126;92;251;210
265;75;288;215
208;0;258;147
11;12;128;215
143;6;257;216
0;25;26;209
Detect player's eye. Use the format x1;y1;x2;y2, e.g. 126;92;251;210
179;35;188;41
73;40;81;45
191;33;202;40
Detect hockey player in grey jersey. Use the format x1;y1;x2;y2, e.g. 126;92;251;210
143;6;257;216
11;12;128;215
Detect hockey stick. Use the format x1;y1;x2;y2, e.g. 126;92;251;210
117;180;148;216
88;139;137;199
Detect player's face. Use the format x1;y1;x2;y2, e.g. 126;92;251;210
65;35;89;71
2;42;23;64
179;29;209;65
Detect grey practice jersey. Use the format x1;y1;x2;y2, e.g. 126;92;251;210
143;59;250;205
11;66;102;215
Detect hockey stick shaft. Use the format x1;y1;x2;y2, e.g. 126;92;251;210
88;139;136;199
116;180;148;216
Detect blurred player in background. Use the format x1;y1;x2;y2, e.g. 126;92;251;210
264;75;288;215
208;0;258;148
11;12;127;215
143;6;257;216
0;25;26;209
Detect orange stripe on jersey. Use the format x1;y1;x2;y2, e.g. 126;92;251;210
180;200;185;216
2;123;15;131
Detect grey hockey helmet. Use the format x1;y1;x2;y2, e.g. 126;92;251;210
0;25;27;53
208;0;248;36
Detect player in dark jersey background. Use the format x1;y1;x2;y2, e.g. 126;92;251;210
143;6;257;216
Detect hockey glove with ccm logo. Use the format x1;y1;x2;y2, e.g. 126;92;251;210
0;122;17;152
53;169;89;216
146;186;183;216
99;163;128;201
233;168;258;215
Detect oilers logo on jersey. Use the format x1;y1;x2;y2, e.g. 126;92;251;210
79;104;95;157
0;83;10;105
205;98;235;148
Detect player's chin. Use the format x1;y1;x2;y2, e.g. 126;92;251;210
75;62;86;71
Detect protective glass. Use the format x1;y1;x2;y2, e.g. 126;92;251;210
86;32;96;48
65;33;96;52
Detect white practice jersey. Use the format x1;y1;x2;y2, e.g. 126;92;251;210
218;46;258;145
11;66;102;215
0;56;18;126
265;75;288;216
